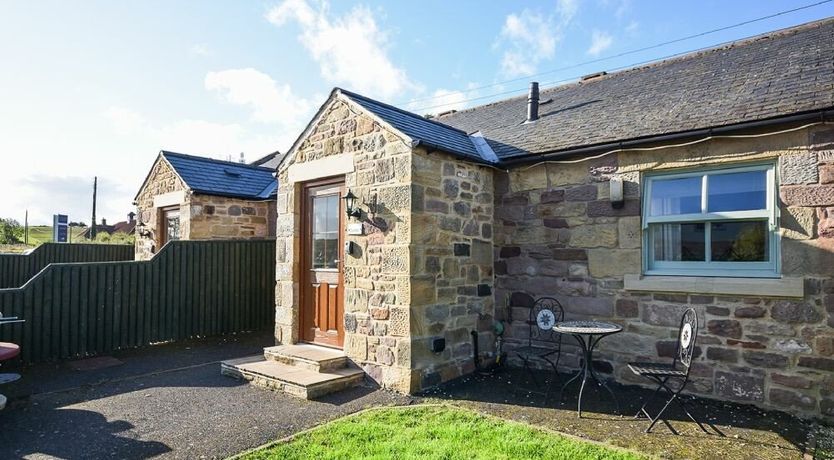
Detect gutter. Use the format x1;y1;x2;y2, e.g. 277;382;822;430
499;108;834;167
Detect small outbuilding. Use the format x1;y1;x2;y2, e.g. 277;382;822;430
133;151;277;260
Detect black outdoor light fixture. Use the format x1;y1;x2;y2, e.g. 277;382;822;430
136;220;151;237
343;189;362;219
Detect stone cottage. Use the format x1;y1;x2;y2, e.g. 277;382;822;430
134;151;277;259
226;19;834;419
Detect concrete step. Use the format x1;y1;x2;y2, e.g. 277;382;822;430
221;355;364;400
263;344;349;373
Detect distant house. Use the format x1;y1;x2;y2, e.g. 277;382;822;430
78;213;137;239
133;151;277;260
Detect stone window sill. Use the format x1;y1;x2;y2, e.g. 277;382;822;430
624;274;804;298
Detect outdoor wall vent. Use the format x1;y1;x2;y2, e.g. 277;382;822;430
526;82;540;123
224;169;241;177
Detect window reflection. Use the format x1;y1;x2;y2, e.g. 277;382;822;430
312;195;339;269
649;177;702;216
651;223;705;261
711;221;768;262
708;171;767;212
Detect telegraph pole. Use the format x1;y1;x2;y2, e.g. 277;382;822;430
91;176;97;240
24;210;28;245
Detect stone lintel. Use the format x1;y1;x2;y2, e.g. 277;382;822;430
624;274;804;298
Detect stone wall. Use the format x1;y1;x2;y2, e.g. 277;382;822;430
274;97;415;392
494;125;834;419
189;194;275;240
409;149;495;388
135;157;188;260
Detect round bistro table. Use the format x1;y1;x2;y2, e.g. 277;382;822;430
553;320;622;418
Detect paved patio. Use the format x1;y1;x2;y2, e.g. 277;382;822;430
0;332;411;459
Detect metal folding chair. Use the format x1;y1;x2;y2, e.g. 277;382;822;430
628;308;710;434
514;296;564;401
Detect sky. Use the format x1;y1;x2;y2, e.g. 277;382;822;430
1;0;832;225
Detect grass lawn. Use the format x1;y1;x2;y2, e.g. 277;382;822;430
25;225;88;244
236;405;644;460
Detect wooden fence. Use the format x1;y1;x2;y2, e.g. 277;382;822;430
0;243;134;289
0;239;276;363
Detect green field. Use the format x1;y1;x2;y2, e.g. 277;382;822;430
237;406;643;460
24;226;89;245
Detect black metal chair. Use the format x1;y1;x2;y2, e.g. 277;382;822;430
514;297;564;400
628;308;709;434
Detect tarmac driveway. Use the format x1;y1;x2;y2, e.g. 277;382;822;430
0;332;411;459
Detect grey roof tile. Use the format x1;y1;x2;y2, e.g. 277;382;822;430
162;151;277;200
338;89;487;163
436;19;834;161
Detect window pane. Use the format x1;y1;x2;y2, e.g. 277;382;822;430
165;210;180;240
651;223;706;261
649;177;702;216
324;234;338;268
313;237;326;268
711;221;768;262
311;194;340;269
326;195;339;232
708;170;767;212
313;197;326;233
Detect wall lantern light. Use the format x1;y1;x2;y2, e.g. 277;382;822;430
343;189;362;219
136;220;151;238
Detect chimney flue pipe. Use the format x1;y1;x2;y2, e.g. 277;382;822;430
527;81;539;122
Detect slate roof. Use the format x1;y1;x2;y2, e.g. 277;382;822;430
339;89;486;163
435;18;834;162
161;151;277;200
251;150;284;169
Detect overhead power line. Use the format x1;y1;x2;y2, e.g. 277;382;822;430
402;0;833;110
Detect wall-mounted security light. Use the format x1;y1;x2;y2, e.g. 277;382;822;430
609;177;624;209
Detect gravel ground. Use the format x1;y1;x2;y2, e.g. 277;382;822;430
0;332;411;460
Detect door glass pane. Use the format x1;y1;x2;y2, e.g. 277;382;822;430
165;210;180;241
311;194;339;269
326;195;339;232
651;223;706;261
708;170;767;212
649;177;702;216
711;221;768;262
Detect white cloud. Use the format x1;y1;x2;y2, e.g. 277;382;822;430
495;2;578;77
159;119;292;160
625;20;639;34
266;0;417;100
587;30;613;56
557;0;579;23
409;84;480;116
189;43;211;56
102;106;148;134
205;68;313;126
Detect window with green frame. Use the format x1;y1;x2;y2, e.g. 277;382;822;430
642;163;779;278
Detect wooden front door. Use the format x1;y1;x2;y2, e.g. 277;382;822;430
300;178;345;348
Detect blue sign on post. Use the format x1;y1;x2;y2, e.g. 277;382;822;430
53;214;69;243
